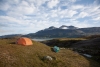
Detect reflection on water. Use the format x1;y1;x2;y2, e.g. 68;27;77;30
32;38;54;41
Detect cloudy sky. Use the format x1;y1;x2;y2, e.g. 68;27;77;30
0;0;100;36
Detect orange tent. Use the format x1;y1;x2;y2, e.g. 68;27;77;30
17;37;33;46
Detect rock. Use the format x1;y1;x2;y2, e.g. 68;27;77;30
44;56;53;61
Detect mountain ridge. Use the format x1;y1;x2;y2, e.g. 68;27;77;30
44;25;78;30
25;26;100;38
0;25;100;38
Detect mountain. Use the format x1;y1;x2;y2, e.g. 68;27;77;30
45;25;78;30
45;26;57;30
0;34;23;39
25;26;100;38
1;25;100;38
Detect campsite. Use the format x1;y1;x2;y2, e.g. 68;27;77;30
0;37;100;67
0;0;100;67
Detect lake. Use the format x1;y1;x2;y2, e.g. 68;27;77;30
32;38;54;41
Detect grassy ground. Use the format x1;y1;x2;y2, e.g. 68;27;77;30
42;37;100;63
0;38;100;67
42;38;86;48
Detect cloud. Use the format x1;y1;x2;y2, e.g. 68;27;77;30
94;0;100;5
93;17;100;21
0;0;20;11
78;12;88;18
70;5;84;10
11;1;36;15
0;23;7;27
0;0;100;35
47;0;59;8
0;29;8;34
26;0;48;7
59;9;78;18
0;16;21;23
0;2;11;11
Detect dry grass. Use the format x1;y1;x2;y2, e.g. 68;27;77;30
54;38;87;41
0;38;100;67
42;38;87;48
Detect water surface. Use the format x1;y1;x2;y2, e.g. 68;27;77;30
32;38;54;41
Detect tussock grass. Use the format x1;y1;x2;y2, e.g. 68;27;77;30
0;38;100;67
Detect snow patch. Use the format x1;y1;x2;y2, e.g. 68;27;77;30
61;27;69;29
83;54;92;58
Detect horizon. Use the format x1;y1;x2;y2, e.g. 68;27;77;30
0;25;100;36
0;0;100;36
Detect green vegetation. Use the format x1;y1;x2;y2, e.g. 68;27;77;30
0;38;100;67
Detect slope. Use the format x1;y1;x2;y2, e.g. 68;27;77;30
0;38;100;67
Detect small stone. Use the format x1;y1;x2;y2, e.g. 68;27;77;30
44;56;53;61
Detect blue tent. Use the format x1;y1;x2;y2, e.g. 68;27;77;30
53;46;60;52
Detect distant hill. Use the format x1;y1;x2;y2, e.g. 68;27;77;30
0;38;100;67
25;26;100;38
1;25;100;38
0;34;23;39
